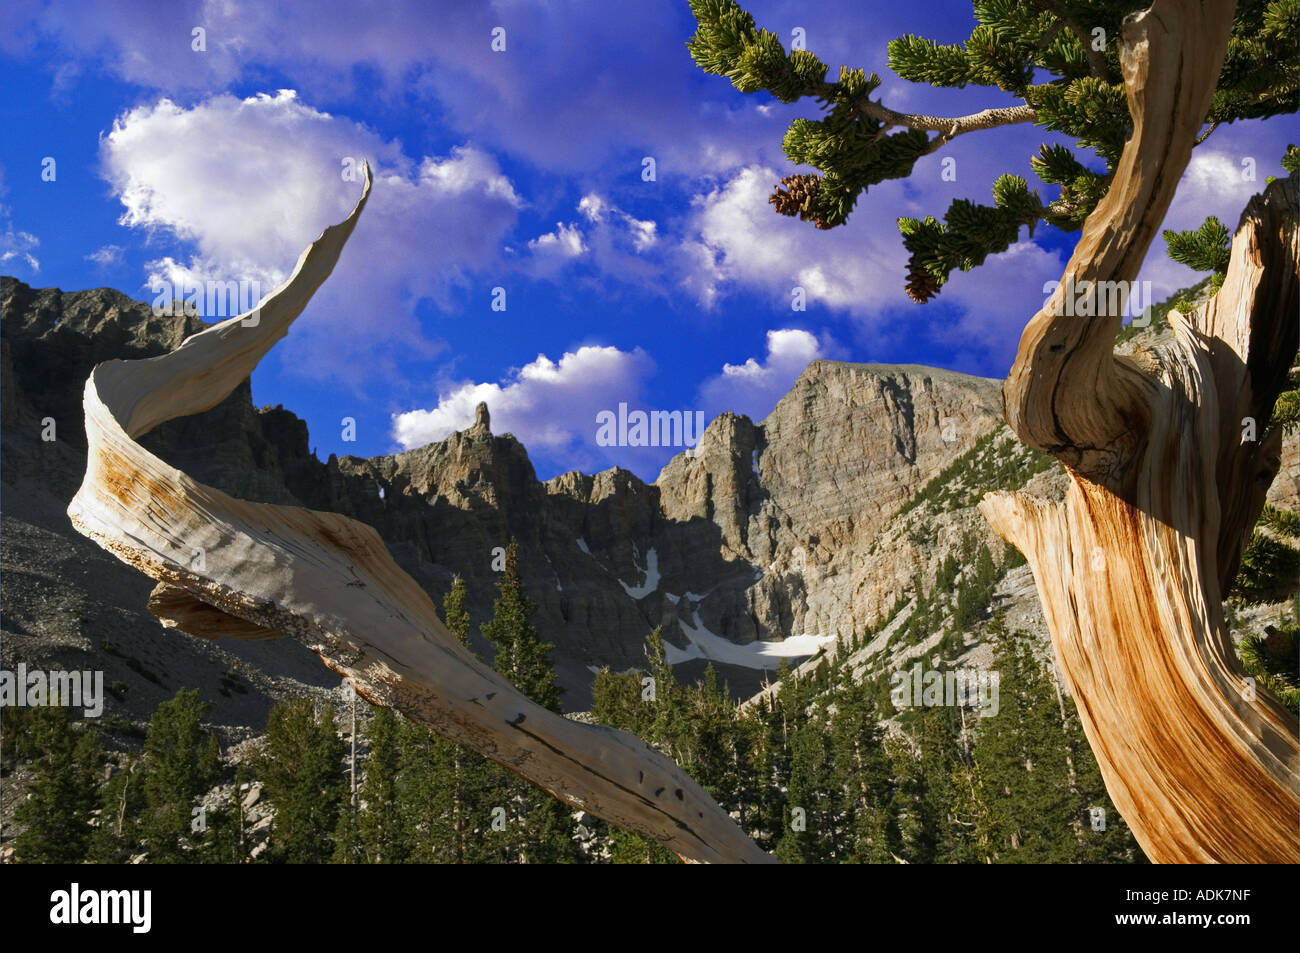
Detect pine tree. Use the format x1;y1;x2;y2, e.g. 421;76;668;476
916;703;973;863
681;665;738;804
480;542;578;862
395;713;501;864
88;755;145;864
260;698;347;864
974;616;1142;862
434;571;501;863
208;761;254;865
591;667;650;738
590;630;686;864
13;708;101;864
1231;499;1300;608
355;705;404;863
443;574;471;645
887;730;936;864
482;540;562;712
775;696;836;863
395;577;489;864
195;799;241;864
1237;604;1299;715
140;688;217;863
828;680;898;863
742;694;788;852
333;787;362;864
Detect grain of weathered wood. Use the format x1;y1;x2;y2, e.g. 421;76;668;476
983;0;1300;863
67;164;771;865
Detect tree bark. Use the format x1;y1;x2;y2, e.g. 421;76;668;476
981;0;1299;863
67;164;770;865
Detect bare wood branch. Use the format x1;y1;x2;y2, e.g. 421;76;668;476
1034;0;1110;79
1034;18;1068;53
850;96;1038;138
67;162;772;865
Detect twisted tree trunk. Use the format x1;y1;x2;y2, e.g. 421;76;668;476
67;166;770;864
980;0;1299;863
67;0;1296;866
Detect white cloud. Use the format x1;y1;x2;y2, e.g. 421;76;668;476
518;192;661;286
528;221;587;258
699;328;838;421
420;148;520;205
1165;150;1260;231
0;228;40;274
680;165;908;315
578;194;608;222
85;244;124;267
99;90;523;389
1136;148;1268;300
0;165;40;275
392;345;656;461
576;192;656;251
939;240;1067;367
627;216;657;252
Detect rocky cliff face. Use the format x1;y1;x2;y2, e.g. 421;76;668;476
0;276;1025;713
4;275;1295;724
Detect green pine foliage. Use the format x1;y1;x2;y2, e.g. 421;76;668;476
479;539;580;862
1163;216;1231;274
355;706;404;863
259;698;347;864
88;756;145;864
1237;604;1299;714
482;540;563;713
12;708;101;863
1269;349;1299;427
1232;529;1299;602
1229;500;1299;713
1281;142;1300;175
140;688;219;863
974;616;1141;862
688;0;1298;301
895;427;1057;520
1274;390;1299;427
897;175;1044;303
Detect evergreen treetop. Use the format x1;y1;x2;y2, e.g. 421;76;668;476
481;539;563;713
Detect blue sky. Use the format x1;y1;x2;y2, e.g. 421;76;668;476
1;0;1291;481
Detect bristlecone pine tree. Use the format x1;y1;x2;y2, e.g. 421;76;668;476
689;0;1299;862
67;0;1296;866
481;541;581;862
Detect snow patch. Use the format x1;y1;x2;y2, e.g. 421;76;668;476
576;537;591;555
661;612;835;669
618;547;660;600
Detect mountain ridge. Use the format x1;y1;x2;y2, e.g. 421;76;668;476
1;275;1026;717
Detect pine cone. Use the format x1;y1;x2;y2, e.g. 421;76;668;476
905;260;941;303
769;174;822;223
